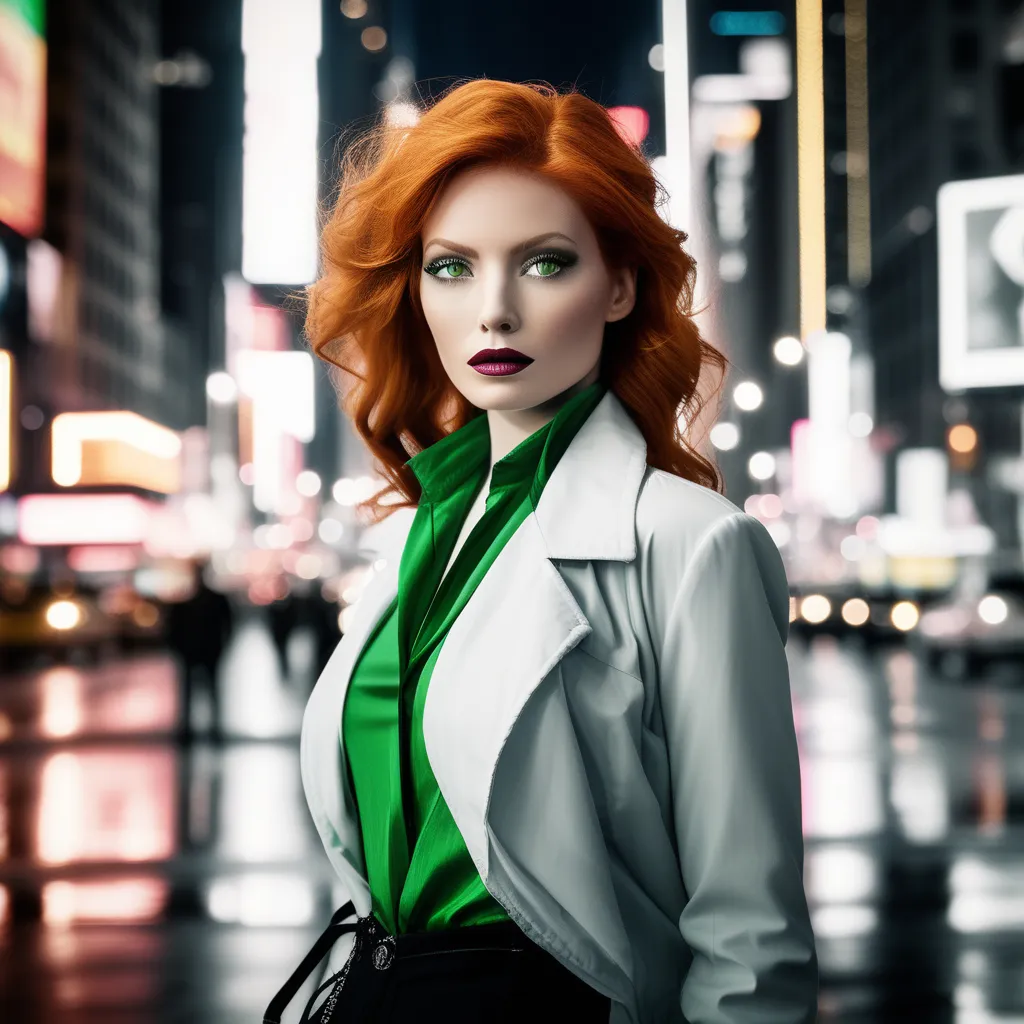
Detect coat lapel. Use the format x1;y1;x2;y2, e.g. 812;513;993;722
419;512;592;878
420;391;649;878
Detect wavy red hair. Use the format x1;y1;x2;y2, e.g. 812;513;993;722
306;79;727;523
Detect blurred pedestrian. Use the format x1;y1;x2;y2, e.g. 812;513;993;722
267;590;298;680
165;561;233;743
297;587;342;687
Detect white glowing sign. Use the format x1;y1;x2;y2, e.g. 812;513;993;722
241;0;321;285
19;494;156;546
938;173;1024;390
236;349;315;513
802;331;858;518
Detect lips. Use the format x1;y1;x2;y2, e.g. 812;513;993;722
468;347;534;366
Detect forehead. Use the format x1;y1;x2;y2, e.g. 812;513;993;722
423;165;589;242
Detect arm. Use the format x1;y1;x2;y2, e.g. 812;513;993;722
657;512;818;1023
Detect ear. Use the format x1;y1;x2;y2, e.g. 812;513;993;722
606;265;637;323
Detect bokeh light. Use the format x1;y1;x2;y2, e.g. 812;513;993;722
45;600;82;631
948;423;978;454
361;25;387;51
978;595;1008;626
891;601;920;631
842;598;870;626
710;421;740;451
295;470;321;497
800;594;832;623
773;335;805;366
748;451;777;481
733;380;764;411
205;372;238;405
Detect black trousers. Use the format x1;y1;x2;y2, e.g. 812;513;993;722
266;902;613;1024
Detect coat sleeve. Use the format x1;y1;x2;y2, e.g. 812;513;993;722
655;511;818;1023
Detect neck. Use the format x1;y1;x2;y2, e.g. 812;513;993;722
485;367;599;470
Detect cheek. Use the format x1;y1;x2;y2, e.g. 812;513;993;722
420;289;474;357
528;276;609;345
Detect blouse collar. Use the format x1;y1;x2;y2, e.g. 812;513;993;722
407;381;608;505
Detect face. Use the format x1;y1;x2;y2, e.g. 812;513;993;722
418;165;635;414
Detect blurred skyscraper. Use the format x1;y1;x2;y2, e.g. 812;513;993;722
39;0;166;428
683;0;802;500
14;0;246;500
861;0;1024;452
159;0;243;432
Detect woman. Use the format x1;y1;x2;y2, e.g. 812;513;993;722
266;80;818;1024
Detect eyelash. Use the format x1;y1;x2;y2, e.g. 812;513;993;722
422;250;577;284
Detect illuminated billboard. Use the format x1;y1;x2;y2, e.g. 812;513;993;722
938;174;1024;390
0;0;46;236
236;349;314;513
241;0;320;284
19;493;156;546
51;411;183;494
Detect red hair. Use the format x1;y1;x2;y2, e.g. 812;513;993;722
306;79;727;523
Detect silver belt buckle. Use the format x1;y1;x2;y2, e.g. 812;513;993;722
372;939;396;971
364;915;396;972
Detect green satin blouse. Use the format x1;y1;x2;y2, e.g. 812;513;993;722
340;380;607;936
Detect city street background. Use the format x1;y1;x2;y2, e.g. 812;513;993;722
1;0;1024;1022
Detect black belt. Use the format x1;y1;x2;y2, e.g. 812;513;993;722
264;902;529;1024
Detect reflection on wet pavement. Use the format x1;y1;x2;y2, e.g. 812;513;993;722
0;657;179;742
792;636;1024;1023
0;616;332;1023
2;622;1024;1021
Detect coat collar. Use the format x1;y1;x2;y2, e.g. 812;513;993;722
300;388;649;921
532;387;648;562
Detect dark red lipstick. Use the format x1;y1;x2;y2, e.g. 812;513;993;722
467;347;535;377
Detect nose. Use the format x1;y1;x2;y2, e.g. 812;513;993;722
480;318;517;334
478;277;520;335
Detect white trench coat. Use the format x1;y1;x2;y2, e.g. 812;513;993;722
300;390;819;1023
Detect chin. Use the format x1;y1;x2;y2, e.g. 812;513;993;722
462;380;547;412
456;370;573;412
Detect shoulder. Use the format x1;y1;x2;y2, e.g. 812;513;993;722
634;467;789;622
635;465;744;561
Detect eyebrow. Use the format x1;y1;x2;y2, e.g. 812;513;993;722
422;231;577;258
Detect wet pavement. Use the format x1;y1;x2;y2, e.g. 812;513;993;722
795;636;1024;1023
0;612;336;1024
1;616;1023;1022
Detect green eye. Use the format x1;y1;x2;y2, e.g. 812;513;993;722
425;258;471;281
523;251;574;278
